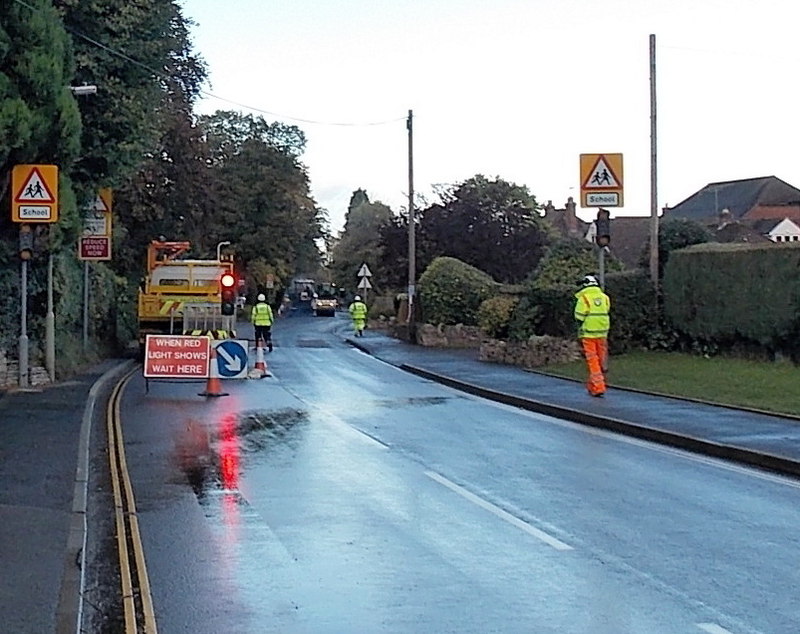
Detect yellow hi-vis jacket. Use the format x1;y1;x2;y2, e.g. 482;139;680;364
574;285;610;339
251;302;274;326
349;301;367;320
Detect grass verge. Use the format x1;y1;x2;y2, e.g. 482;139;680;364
538;350;800;418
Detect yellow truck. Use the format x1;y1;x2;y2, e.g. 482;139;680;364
137;241;236;351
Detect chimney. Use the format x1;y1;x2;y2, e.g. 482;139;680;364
565;196;577;235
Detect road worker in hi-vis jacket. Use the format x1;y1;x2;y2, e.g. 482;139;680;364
251;293;274;352
574;275;610;397
348;295;368;337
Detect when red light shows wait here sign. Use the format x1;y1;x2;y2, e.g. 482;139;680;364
144;335;211;378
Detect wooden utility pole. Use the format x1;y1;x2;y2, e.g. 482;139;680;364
407;109;415;324
649;34;659;287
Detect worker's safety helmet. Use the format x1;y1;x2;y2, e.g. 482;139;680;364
581;275;599;288
354;295;361;301
257;293;266;302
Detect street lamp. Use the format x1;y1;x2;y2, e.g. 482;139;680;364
216;241;231;262
69;84;97;96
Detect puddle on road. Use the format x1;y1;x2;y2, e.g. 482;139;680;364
372;396;456;408
173;408;309;499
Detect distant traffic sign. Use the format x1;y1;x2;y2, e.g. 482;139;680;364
144;335;210;378
212;339;248;379
357;263;372;277
580;153;624;208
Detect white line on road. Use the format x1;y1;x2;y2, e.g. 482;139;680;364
697;623;735;634
487;399;800;491
424;470;573;551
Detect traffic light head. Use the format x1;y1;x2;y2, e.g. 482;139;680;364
220;273;236;316
595;209;611;247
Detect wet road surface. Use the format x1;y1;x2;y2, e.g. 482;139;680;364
107;308;800;633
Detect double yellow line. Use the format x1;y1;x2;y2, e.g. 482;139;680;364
107;370;158;633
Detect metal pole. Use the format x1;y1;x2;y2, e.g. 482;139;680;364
19;259;29;388
82;260;89;350
46;252;55;382
599;247;606;289
407;109;415;324
649;33;659;287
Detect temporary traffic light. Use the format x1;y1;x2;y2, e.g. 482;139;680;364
19;224;33;260
220;273;236;316
595;208;611;247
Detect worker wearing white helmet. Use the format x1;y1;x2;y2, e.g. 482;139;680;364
348;295;368;337
574;274;611;397
251;293;275;352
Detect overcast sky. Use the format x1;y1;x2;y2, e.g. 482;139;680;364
179;0;800;234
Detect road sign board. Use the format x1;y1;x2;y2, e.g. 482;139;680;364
357;263;372;277
579;153;623;208
212;339;248;379
358;277;373;290
79;236;112;260
144;335;210;378
79;188;113;261
12;165;59;222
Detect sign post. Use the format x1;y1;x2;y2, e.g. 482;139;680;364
11;165;59;387
78;189;113;350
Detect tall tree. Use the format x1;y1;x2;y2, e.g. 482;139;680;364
410;175;553;284
329;189;393;291
0;0;81;207
54;0;206;193
200;111;324;282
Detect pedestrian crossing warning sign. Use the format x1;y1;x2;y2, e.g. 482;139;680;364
11;164;59;222
579;154;623;208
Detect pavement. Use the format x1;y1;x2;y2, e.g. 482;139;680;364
3;330;800;632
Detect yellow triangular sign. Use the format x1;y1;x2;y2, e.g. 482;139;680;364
14;167;56;203
583;156;620;189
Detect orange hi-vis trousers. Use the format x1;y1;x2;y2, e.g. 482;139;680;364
581;337;608;396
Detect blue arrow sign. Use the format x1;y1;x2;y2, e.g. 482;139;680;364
214;340;248;379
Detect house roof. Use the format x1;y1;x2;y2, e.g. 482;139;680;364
714;221;771;243
665;176;800;222
607;216;651;270
751;218;784;233
745;204;800;221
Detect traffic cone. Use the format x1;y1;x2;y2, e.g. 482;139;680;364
251;339;269;378
199;346;228;397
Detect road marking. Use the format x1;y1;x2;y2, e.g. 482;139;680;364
697;624;735;634
486;399;800;491
424;470;573;551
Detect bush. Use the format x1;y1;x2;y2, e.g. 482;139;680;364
418;257;497;326
478;295;519;339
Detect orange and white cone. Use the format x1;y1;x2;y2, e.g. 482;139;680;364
199;346;228;397
250;339;269;379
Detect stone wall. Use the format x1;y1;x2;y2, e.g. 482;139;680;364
0;349;51;389
480;335;582;368
415;323;483;349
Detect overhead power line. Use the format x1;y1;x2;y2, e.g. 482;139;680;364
12;0;404;127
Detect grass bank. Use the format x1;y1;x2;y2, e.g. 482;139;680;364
539;350;800;418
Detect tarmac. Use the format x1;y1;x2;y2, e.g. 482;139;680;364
3;329;800;633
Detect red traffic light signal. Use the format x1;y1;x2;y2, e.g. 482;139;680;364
220;273;236;316
595;209;611;247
